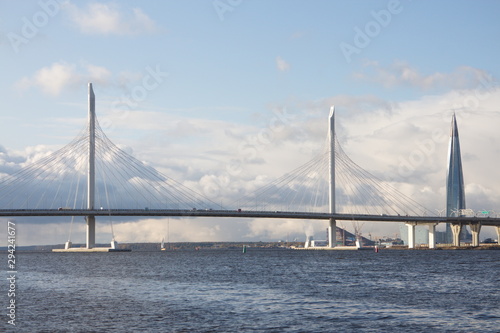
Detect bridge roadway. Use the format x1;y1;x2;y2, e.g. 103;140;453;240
1;209;500;226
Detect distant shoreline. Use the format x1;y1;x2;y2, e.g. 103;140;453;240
0;241;302;252
2;242;499;252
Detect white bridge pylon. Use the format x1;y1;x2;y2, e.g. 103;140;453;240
87;83;96;249
328;106;336;248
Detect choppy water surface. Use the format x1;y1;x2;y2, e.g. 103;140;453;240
4;249;500;332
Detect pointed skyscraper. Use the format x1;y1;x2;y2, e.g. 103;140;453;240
445;114;467;244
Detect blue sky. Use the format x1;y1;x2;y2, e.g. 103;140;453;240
1;0;500;245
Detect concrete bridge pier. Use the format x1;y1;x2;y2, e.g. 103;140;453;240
328;218;336;248
426;223;438;249
451;223;462;247
406;223;440;249
86;216;95;249
406;222;417;249
496;226;500;245
469;222;481;247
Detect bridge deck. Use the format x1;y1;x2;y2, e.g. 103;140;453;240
1;209;499;226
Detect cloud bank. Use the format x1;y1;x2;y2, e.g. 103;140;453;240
15;62;112;96
355;61;493;91
62;2;160;36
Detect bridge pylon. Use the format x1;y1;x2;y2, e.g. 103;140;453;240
328;106;336;248
87;83;96;249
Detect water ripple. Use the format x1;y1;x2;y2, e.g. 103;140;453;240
3;249;499;332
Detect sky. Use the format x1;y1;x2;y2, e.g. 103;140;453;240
1;0;500;246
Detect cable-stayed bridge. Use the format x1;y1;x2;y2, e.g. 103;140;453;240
1;84;499;250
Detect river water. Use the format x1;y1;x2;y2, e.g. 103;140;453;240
3;248;499;332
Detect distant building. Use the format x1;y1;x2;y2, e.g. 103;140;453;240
305;227;375;248
445;114;471;243
334;227;375;246
376;236;404;247
435;230;448;244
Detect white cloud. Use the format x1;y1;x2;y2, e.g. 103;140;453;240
86;63;113;82
10;217;251;245
355;61;493;91
276;56;290;72
62;2;159;36
16;62;77;96
15;61;112;96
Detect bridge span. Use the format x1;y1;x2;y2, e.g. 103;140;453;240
2;208;500;226
4;209;500;249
